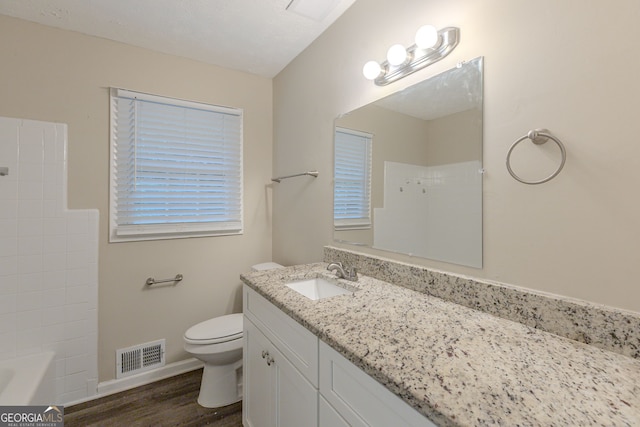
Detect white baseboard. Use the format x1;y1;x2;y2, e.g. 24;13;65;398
66;358;204;407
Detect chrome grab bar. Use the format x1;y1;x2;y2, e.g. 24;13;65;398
146;274;183;286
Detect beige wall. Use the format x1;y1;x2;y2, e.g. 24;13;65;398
273;0;640;313
0;15;273;382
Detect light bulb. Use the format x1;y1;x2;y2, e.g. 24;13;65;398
387;44;408;66
362;61;382;80
415;25;438;49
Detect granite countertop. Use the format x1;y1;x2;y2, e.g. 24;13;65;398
241;263;640;427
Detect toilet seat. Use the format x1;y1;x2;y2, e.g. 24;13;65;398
184;313;243;345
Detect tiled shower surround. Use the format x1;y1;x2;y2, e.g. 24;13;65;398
0;117;98;404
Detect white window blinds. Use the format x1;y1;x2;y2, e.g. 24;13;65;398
109;88;243;242
334;127;372;229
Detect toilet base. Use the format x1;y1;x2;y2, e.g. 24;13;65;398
197;360;243;408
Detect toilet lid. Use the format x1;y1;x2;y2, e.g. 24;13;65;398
184;313;243;345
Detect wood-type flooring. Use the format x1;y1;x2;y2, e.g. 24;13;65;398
65;369;242;426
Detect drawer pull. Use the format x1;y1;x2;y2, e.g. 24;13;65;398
262;350;269;359
266;355;275;366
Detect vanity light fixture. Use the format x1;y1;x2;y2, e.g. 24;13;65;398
386;44;410;66
363;25;460;86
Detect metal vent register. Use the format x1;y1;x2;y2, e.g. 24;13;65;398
116;339;165;378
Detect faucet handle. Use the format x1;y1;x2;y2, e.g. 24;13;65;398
346;266;358;280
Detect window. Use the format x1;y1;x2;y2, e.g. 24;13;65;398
109;88;243;242
334;127;372;230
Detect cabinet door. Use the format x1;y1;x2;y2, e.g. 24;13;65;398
244;317;318;427
319;395;350;427
244;318;277;427
272;341;317;427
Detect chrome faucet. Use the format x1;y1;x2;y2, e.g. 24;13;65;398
326;262;358;282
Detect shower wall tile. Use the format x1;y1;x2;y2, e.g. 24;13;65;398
42;288;65;307
0;314;15;334
0;256;18;277
0;117;98;405
18;236;42;255
67;251;88;270
0;119;18;162
0;184;17;202
17;272;42;292
0;219;18;237
0;237;17;257
43;306;66;325
0;295;16;315
66;354;87;375
67;268;88;287
16;291;41;312
18;218;43;236
15;327;42;356
43;252;66;272
44;217;67;235
0;331;16;355
0;275;17;295
42;324;65;344
18;254;42;274
44;271;66;290
18;199;43;218
65;285;88;305
15;310;42;331
18;182;43;200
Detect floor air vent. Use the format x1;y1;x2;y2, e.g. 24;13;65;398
116;339;165;379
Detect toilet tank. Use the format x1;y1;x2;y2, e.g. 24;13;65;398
251;262;283;272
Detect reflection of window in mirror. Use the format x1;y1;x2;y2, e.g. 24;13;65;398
334;127;372;230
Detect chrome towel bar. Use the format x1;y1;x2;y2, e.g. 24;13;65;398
271;170;319;183
146;274;183;286
506;129;566;185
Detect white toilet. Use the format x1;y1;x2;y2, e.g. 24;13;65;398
184;262;283;408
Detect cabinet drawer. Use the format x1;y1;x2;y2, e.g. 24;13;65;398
243;285;318;386
319;341;435;427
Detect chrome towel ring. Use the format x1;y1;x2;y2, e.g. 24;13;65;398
506;129;566;185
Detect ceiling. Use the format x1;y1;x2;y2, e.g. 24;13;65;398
0;0;356;77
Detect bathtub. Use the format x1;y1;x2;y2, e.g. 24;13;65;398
0;352;56;405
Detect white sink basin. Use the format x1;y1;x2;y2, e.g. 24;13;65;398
286;278;353;300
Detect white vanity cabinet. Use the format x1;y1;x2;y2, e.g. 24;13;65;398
319;342;436;427
243;319;317;427
243;285;435;427
243;286;318;427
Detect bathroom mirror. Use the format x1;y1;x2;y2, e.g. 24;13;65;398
333;57;483;267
